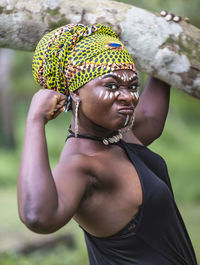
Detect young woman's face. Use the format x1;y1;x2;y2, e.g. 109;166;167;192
78;69;139;131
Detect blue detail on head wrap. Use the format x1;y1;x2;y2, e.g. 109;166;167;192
108;43;121;48
105;42;124;50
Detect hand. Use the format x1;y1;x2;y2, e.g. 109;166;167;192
160;10;190;23
28;89;67;124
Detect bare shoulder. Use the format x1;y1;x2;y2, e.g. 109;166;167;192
50;153;97;220
53;153;95;182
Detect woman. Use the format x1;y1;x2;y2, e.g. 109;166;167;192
18;24;197;264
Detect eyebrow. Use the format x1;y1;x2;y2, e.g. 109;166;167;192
101;73;138;82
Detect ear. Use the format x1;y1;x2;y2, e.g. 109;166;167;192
70;91;80;103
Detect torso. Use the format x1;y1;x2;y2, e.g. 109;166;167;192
61;132;143;237
82;141;198;265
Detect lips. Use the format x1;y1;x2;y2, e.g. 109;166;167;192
117;107;134;115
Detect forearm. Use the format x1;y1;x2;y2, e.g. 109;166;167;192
18;117;58;229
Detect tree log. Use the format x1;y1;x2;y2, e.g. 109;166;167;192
0;0;200;97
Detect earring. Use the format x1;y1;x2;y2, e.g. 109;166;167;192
128;112;135;130
75;100;80;137
120;111;135;136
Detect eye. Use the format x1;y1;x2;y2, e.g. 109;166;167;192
128;83;138;90
106;83;119;90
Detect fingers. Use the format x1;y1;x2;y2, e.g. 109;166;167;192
43;89;67;112
55;98;67;108
160;10;190;23
50;93;67;119
49;105;66;120
30;89;67;123
53;92;67;110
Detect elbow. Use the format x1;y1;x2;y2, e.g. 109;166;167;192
152;121;164;139
20;211;56;234
139;115;165;146
147;118;165;144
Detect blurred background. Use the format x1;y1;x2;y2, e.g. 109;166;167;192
0;0;199;264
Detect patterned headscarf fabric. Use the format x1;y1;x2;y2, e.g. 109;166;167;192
32;23;136;110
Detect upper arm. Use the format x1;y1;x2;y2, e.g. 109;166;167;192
48;156;91;232
133;112;163;146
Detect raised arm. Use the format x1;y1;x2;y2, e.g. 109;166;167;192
133;76;170;146
17;90;90;234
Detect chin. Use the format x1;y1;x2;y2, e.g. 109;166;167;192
110;122;126;131
95;117;127;132
117;118;128;130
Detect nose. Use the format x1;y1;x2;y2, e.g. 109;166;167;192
117;88;134;104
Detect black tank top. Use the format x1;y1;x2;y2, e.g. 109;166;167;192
81;140;197;265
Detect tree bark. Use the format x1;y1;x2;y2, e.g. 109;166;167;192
0;0;200;98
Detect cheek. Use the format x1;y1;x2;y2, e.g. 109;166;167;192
98;89;115;101
130;91;139;106
81;89;112;117
80;89;118;127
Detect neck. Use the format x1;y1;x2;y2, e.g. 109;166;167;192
68;127;122;145
71;114;116;139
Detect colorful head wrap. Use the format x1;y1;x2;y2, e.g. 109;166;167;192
32;24;136;110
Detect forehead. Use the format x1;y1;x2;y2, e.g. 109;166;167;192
112;69;137;76
108;70;137;79
98;70;138;82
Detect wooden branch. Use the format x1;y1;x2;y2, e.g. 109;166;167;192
0;0;200;97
